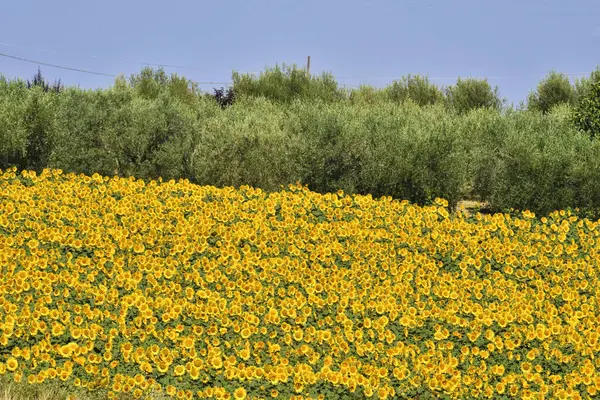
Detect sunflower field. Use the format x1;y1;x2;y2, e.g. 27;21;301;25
0;167;599;400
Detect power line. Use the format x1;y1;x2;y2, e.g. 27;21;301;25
1;48;596;88
194;81;233;85
0;40;263;78
338;75;517;81
0;51;233;85
0;41;208;71
1;40;595;83
336;71;594;82
0;51;117;77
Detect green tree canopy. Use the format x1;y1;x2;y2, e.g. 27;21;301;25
572;79;600;139
444;77;502;114
232;63;344;103
574;66;600;105
383;74;444;106
527;71;575;113
128;67;200;106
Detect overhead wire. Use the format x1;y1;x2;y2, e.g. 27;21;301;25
0;44;597;88
0;51;232;85
0;41;207;71
0;51;117;77
336;72;593;82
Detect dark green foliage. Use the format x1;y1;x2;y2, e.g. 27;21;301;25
347;101;471;210
189;96;301;192
22;87;58;173
26;67;63;93
48;87;128;177
383;74;444;106
48;81;216;183
527;71;575;113
24;70;59;173
0;69;59;173
284;101;365;197
0;77;28;170
572;80;600;139
444;77;503;114
211;86;236;108
469;108;596;217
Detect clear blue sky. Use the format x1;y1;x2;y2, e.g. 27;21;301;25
1;0;598;105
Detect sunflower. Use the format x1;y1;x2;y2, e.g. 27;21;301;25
520;362;533;374
27;374;36;385
292;328;305;342
156;361;169;374
234;387;248;400
173;365;186;376
240;328;252;339
166;385;177;396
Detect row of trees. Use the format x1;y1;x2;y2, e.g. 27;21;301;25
13;64;600;131
131;64;600;139
231;64;600;138
3;65;600;219
23;63;599;114
230;65;505;114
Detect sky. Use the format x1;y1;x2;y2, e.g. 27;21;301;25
0;0;599;105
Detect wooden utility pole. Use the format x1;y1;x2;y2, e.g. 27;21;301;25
306;56;311;77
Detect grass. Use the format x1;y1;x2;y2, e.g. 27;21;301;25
0;374;172;400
